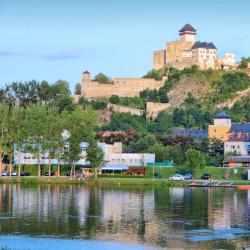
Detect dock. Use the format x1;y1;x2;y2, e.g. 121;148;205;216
189;182;235;188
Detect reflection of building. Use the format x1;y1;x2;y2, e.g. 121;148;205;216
153;24;236;70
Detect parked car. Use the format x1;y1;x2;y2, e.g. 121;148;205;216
21;172;30;176
169;174;185;181
11;171;30;176
66;171;82;178
1;171;10;176
45;171;55;176
11;171;18;176
184;173;193;180
201;173;211;180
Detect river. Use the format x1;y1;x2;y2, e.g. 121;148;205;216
0;184;250;249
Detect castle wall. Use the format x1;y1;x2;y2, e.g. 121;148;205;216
153;50;166;70
146;102;170;119
107;103;144;116
165;41;193;63
82;77;164;98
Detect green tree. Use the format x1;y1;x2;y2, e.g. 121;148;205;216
143;69;162;80
149;110;173;134
109;95;120;104
150;143;167;162
24;105;47;177
63;107;98;178
239;57;250;69
86;142;104;179
0;103;10;174
94;73;113;84
6;107;28;176
74;83;81;95
38;80;51;105
43;107;64;177
185;149;206;180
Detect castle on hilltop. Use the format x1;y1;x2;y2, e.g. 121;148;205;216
153;24;236;70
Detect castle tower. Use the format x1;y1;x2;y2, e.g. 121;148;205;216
81;70;91;96
179;24;196;44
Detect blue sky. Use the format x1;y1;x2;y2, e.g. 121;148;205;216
0;0;250;91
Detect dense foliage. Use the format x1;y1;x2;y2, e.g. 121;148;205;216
239;57;250;69
94;73;113;84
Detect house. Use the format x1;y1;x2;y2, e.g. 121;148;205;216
223;133;250;168
208;112;250;141
224;133;250;156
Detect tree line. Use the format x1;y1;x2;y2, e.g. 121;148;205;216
0;101;102;178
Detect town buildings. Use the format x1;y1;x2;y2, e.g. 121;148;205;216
153;24;236;70
14;141;155;168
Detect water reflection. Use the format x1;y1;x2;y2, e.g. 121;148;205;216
1;184;250;249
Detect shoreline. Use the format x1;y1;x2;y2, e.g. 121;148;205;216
1;176;250;187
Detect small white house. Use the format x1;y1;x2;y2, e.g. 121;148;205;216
107;153;155;167
224;133;250;156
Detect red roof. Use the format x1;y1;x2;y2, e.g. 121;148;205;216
226;133;250;142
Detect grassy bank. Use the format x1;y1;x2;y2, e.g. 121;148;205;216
2;176;250;187
0;176;190;187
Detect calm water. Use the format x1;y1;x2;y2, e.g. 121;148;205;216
0;184;250;249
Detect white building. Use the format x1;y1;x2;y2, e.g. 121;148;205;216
224;133;250;156
222;53;236;70
14;141;155;167
107;153;155;167
192;42;217;70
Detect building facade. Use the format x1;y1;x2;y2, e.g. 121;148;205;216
14;141;155;167
153;24;236;70
224;133;250;156
208;112;232;141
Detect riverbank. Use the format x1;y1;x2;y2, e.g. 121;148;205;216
1;176;250;187
0;176;190;186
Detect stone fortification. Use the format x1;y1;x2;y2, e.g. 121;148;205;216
153;24;236;70
146;102;170;119
107;103;144;116
81;71;164;99
107;102;170;120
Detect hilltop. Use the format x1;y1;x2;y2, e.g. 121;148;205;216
142;66;250;110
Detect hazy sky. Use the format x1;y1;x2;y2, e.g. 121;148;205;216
0;0;250;90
